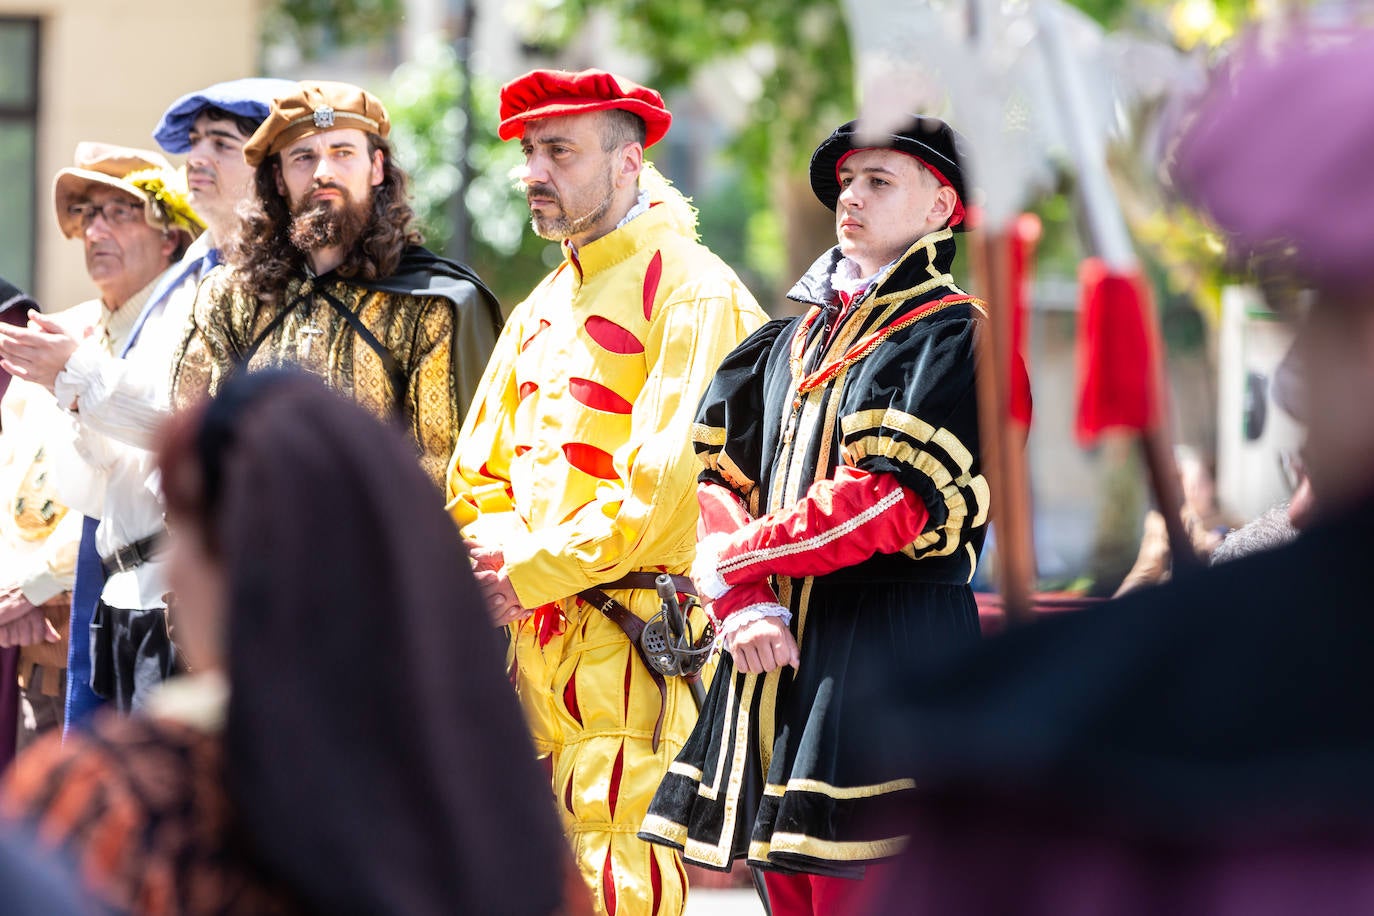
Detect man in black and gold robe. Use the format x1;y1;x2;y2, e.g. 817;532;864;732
171;81;500;485
641;116;991;914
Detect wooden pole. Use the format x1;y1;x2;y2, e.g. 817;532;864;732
969;227;1037;624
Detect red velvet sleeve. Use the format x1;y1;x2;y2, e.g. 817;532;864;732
695;481;784;620
697;480;753;540
715;466;929;586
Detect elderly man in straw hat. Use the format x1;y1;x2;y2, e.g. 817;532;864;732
0;143;202;727
0;80;293;454
0;81;292;731
171;79;500;486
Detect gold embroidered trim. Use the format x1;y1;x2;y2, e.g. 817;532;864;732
640;813;689;846
767;831;909;862
844;433;986;559
932;427;974;475
669;761;704;781
790;296;973;394
716;452;757;496
865;273;957;309
783;776;916;799
691;422;727;447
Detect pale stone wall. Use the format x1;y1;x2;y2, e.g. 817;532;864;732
0;0;260;310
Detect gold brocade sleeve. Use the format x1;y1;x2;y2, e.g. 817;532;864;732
406;297;463;487
445;309;523;537
502;288;765;608
170;269;238;410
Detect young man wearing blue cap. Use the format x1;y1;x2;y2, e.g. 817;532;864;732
0;80;290;728
156;78;300;270
640;116;989;914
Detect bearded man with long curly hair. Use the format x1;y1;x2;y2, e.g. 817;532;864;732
171;80;501;486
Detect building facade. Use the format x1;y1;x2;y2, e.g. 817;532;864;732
0;0;258;310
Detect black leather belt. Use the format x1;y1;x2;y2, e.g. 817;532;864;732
100;531;164;577
597;572;695;594
577;572;698;752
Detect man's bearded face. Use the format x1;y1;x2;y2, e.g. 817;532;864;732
525;161;615;242
287;180;371;254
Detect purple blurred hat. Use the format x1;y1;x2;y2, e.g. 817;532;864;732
1172;28;1374;292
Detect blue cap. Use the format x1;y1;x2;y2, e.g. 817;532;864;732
153;78;299;153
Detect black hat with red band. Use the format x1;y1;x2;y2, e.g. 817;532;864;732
810;115;970;230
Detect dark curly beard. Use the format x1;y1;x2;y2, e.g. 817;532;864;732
288;186;371;256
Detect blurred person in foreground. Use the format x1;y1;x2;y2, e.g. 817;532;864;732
0;825;103;915
640;115;989;914
1208;502;1297;565
1;372;584;916
854;26;1374;915
447;68;766;913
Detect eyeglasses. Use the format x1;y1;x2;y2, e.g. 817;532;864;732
67;199;145;228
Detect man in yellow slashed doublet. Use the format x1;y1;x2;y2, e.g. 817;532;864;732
447;69;766;916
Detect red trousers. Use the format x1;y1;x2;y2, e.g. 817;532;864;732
764;863;892;916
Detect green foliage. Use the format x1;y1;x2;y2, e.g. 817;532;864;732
524;0;854;188
386;39;557;308
263;0;404;57
1071;0;1258;34
266;0;1275;311
693;164;787;294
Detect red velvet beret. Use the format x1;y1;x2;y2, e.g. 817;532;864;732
498;69;672;148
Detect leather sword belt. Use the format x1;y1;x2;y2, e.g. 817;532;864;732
578;572;700;753
100;531;165;577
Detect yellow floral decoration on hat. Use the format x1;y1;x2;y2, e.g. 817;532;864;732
125;168;205;237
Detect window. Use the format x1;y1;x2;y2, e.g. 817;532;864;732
0;18;39;293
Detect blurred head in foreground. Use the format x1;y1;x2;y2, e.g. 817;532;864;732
1172;25;1374;520
157;370;570;915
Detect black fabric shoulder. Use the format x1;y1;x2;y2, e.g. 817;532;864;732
354;245;503;335
841;306;978;427
693;318;791;499
838;307;983;555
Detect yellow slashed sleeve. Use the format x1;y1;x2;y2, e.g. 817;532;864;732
444;304;524;541
503;290;759;607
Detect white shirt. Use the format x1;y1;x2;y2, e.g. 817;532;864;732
51;252;209;611
54;234;216;450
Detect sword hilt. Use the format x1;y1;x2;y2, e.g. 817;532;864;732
655;573;687;643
